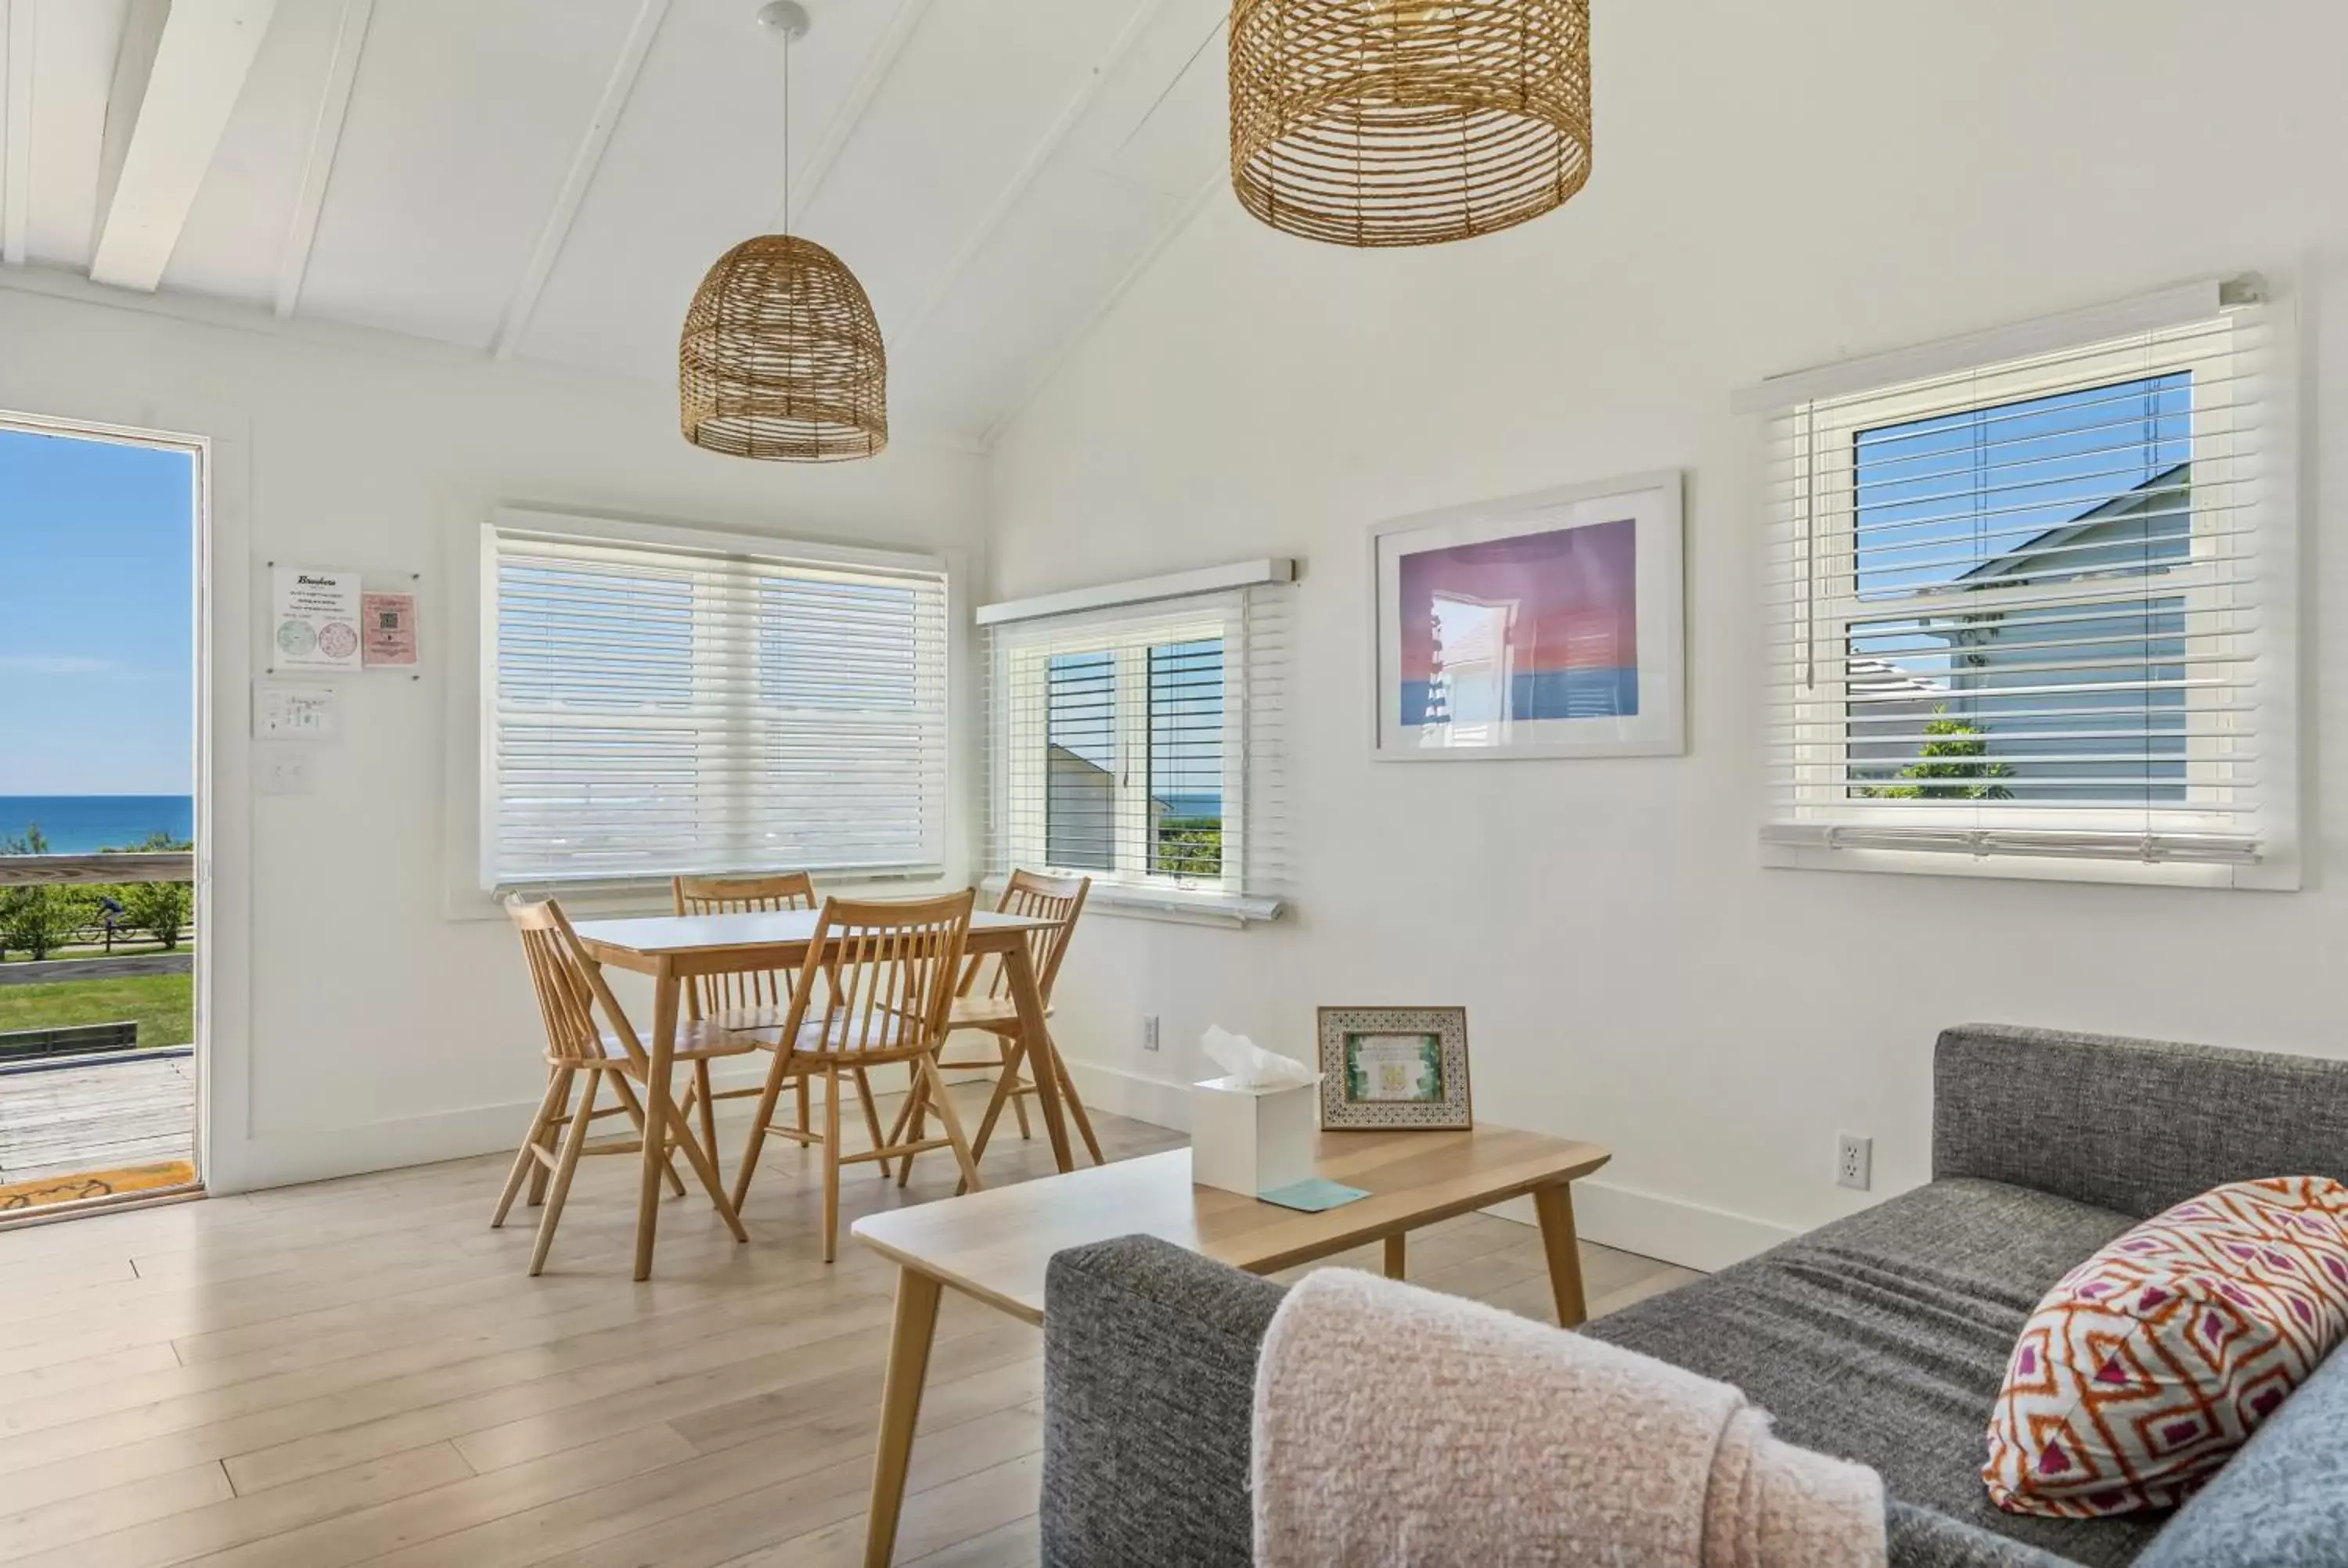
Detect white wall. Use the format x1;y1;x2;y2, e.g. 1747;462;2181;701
988;2;2348;1268
0;278;987;1193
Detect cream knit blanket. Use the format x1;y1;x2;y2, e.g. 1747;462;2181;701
1252;1269;1887;1568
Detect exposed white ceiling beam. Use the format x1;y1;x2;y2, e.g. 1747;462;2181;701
492;0;668;359
89;0;279;293
2;0;36;266
274;0;371;319
92;0;168;256
767;0;933;233
888;0;1174;354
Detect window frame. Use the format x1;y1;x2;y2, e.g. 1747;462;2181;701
995;599;1247;902
1755;293;2298;890
477;508;950;895
979;561;1293;927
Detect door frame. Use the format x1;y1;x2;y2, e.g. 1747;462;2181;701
0;407;213;1207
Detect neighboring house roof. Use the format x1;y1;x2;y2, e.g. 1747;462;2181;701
1846;655;1947;697
1942;461;2190;589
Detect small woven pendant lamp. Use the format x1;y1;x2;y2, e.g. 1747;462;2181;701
680;1;886;461
1230;0;1593;248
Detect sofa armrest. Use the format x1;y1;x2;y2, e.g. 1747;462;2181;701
1041;1236;1281;1568
1932;1024;2348;1219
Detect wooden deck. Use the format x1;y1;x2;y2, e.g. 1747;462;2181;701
0;1051;196;1187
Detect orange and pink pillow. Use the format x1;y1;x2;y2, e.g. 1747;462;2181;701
1984;1175;2348;1517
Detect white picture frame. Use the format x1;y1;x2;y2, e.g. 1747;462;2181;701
1369;469;1686;761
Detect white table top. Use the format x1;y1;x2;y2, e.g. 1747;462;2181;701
571;906;1055;957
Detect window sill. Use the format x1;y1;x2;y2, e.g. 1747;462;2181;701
456;868;952;922
983;876;1284;929
1757;833;2298;892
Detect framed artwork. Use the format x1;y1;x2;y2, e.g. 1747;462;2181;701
1316;1006;1472;1131
1370;469;1685;760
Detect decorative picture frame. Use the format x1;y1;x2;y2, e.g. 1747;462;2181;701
1316;1006;1472;1131
1370;469;1686;761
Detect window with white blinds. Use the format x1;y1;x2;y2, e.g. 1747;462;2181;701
482;520;949;888
1753;281;2297;886
981;566;1291;921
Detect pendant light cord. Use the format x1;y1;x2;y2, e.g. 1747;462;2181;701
781;24;792;239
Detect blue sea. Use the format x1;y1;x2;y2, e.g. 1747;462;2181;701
0;796;193;854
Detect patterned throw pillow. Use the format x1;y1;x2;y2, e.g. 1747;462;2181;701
1984;1176;2348;1517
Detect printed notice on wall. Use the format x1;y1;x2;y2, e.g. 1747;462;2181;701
272;566;362;669
362;592;419;667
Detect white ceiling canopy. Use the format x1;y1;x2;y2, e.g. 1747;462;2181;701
0;0;1233;446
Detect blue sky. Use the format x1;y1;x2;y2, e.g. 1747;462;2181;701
0;427;196;795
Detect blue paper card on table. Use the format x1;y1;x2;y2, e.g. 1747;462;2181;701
1257;1178;1369;1213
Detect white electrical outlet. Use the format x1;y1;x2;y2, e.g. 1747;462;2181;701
1835;1131;1873;1192
1142;1014;1161;1052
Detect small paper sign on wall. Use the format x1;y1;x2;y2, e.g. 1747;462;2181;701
362;592;419;668
272;566;363;669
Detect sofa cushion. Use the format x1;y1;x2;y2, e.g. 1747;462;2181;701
2132;1343;2348;1568
1984;1177;2348;1519
1584;1178;2160;1567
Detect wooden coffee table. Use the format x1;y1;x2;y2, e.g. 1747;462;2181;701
848;1124;1610;1566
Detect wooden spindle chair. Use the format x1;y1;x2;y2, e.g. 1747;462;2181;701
889;870;1100;1181
492;897;751;1275
729;890;980;1261
670;872;866;1172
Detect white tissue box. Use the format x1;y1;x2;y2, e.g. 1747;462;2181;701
1190;1075;1320;1197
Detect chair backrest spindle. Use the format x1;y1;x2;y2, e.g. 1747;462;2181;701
672;872;817;1020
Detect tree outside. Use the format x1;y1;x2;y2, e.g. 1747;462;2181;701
1154;817;1223;878
1860;710;2015;800
0;828;92;961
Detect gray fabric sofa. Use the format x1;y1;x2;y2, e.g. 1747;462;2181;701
1040;1026;2348;1567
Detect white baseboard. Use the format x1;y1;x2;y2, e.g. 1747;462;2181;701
1062;1059;1197;1132
1059;1059;1795;1275
1485;1182;1798;1274
210;1059;932;1196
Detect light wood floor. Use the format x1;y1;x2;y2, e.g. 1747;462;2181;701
0;1086;1698;1567
0;1052;196;1186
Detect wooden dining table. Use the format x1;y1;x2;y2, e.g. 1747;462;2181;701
568;906;1078;1281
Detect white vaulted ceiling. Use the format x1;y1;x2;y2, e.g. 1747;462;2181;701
0;0;1233;444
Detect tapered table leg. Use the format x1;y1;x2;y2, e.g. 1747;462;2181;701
864;1267;944;1567
1532;1181;1590;1327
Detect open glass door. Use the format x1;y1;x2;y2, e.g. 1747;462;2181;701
0;416;203;1218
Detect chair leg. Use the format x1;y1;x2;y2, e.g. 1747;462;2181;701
894;1070;931;1189
528;1067;572;1208
693;1060;718;1179
494;1070;568;1228
965;1044;1025;1174
610;1074;687;1197
1007;1048;1034;1141
1056;1053;1107;1167
730;1047;797;1217
665;1108;749;1244
821;1066;843;1264
920;1055;984;1195
852;1067;891;1180
795;1075;812;1143
530;1071;600;1276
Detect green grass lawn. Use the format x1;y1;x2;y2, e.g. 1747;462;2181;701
0;973;193;1049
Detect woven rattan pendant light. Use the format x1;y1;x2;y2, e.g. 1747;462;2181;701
680;1;886;461
1230;0;1593;247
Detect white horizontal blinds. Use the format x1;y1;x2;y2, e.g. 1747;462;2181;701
489;530;947;885
982;584;1289;901
1763;302;2272;864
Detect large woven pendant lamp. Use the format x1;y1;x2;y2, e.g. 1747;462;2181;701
1230;0;1593;247
680;1;886;461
